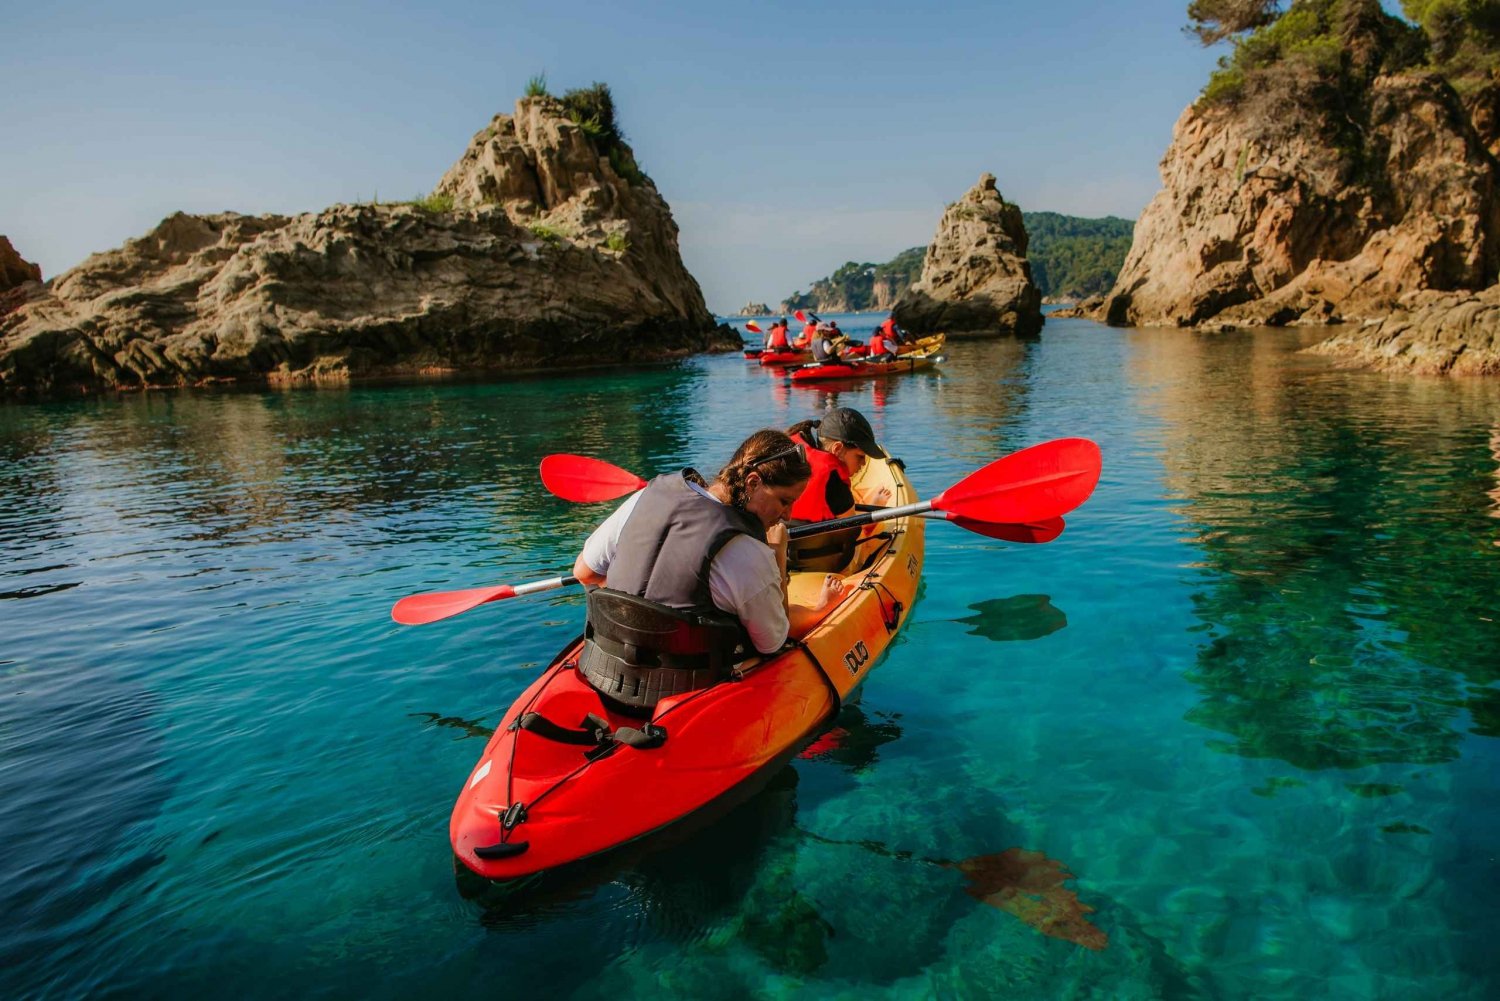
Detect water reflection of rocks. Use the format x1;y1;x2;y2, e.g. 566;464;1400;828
1129;328;1500;774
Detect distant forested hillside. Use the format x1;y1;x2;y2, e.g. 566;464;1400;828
1023;212;1135;300
780;213;1134;310
782;247;926;313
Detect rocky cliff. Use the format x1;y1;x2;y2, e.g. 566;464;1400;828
1097;0;1500;374
892;174;1042;338
1103;72;1500;333
2;94;731;398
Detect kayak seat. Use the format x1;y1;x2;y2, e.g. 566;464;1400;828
578;588;745;711
787;524;860;573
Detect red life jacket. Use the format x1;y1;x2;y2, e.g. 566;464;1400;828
879;318;897;338
870;329;894;355
793;323;816;348
767;325;790;350
788;432;851;521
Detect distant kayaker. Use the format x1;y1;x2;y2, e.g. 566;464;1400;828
784;407;893;570
571;430;847;709
764;319;791;352
868;323;898;361
877;316;910;346
811;323;849;366
793;319;817;349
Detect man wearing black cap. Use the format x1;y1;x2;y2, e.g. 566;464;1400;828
782;407;893;570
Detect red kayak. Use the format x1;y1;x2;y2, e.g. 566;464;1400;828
790;351;944;383
450;459;925;881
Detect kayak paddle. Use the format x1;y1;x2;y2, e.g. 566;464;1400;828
746;321;763;333
786;437;1098;540
540;439;1099;526
539;454;647;503
396;441;1099;625
392;575;579;626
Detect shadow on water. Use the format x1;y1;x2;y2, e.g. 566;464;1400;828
796;702;904;773
409;711;495;741
0;666;170;999
444;697;1171;990
954;594;1068;642
450;702;925;984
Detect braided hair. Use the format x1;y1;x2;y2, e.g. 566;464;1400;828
714;429;812;510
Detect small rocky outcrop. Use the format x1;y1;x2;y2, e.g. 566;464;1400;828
2;95;733;398
737;302;772;316
891;174;1042;338
1;236;41;290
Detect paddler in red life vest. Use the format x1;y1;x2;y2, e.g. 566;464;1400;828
764;318;791;352
783;408;893;571
570;430;848;711
792;319;817;349
868;323;898;361
877;316;910;347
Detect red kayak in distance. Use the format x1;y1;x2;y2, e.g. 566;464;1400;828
790;351;944;383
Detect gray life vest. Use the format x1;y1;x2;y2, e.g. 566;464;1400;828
578;471;766;711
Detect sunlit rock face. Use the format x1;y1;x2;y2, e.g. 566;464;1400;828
1;97;730;398
1094;12;1500;377
892;174;1042;339
1104;73;1500;336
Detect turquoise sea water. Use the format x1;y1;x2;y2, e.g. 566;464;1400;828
3;313;1498;999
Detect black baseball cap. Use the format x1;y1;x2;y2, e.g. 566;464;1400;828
818;407;887;459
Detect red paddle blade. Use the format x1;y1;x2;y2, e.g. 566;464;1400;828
392;584;516;625
949;515;1064;544
932;439;1101;524
746;321;763;333
540;454;647;503
794;310;807;323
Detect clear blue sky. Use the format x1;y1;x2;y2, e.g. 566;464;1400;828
5;0;1230;313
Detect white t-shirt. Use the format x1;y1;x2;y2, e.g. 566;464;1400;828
579;483;789;654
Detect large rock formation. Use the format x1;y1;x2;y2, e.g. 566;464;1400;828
891;174;1042;338
1097;1;1500;374
2;96;732;398
1102;72;1500;332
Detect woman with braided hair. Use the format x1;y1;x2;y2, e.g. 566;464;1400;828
572;431;849;710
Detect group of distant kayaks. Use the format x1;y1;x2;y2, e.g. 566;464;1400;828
742;318;947;384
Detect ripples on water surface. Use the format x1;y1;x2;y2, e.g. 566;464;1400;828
2;315;1498;999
